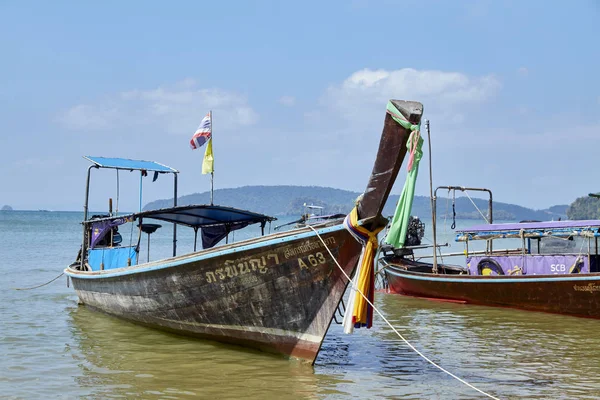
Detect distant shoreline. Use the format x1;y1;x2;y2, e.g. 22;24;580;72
4;185;572;220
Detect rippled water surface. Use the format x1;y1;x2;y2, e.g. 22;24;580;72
2;211;600;399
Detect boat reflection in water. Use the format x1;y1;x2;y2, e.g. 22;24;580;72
67;305;340;399
67;291;600;399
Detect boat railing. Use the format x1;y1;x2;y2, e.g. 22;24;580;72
379;242;449;257
415;247;524;259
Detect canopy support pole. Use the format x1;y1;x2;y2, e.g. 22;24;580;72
210;172;214;205
210;110;214;205
81;165;95;269
194;227;198;252
173;173;178;257
426;120;439;274
147;231;151;263
116;170;120;216
139;172;143;213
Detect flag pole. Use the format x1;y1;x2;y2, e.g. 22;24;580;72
210;110;214;205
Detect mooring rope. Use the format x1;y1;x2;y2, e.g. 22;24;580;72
307;225;501;400
569;230;589;273
464;190;490;224
13;272;65;291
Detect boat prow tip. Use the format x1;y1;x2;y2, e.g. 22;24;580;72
389;99;424;115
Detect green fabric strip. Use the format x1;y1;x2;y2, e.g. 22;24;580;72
384;130;424;248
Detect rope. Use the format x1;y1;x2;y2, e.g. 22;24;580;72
569;230;589;273
464;190;490;224
116;169;120;215
508;266;522;275
451;190;456;229
307;225;501;400
576;230;588;255
13;272;65;290
443;191;449;236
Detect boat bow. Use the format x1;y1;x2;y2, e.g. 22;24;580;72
357;100;424;229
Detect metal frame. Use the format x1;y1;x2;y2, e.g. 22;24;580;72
431;185;493;273
80;159;179;269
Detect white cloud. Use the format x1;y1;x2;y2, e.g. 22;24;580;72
278;95;296;106
57;104;118;131
321;68;500;125
58;80;259;134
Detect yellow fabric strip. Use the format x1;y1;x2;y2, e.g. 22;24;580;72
344;206;384;327
353;236;377;324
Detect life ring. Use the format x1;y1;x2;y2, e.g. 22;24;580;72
477;258;505;276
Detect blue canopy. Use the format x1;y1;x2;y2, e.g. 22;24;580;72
84;156;178;173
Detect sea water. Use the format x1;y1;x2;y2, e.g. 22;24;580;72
1;211;600;399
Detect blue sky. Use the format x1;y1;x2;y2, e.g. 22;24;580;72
1;0;598;211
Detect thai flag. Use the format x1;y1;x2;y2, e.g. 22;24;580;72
190;112;212;150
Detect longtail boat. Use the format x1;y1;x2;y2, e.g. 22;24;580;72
379;128;600;318
382;217;600;318
65;99;424;363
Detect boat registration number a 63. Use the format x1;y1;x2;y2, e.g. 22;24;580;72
551;264;566;273
298;252;327;269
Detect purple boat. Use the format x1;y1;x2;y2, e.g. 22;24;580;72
381;186;600;319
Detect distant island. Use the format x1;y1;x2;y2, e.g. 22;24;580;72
1;205;13;211
145;185;568;221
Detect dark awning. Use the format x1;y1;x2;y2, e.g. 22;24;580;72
135;204;276;228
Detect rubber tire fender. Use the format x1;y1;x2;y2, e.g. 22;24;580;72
477;258;505;276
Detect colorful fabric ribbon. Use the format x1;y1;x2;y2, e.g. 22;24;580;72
383;100;423;249
342;206;384;333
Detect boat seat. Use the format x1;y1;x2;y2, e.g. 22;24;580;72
380;244;413;257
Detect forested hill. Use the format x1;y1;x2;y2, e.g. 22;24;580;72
145;185;567;221
566;196;600;219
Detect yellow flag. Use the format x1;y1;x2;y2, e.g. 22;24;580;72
202;138;214;174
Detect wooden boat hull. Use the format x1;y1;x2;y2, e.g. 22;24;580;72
66;224;361;364
384;262;600;319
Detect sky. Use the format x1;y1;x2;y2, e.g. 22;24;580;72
0;0;599;212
